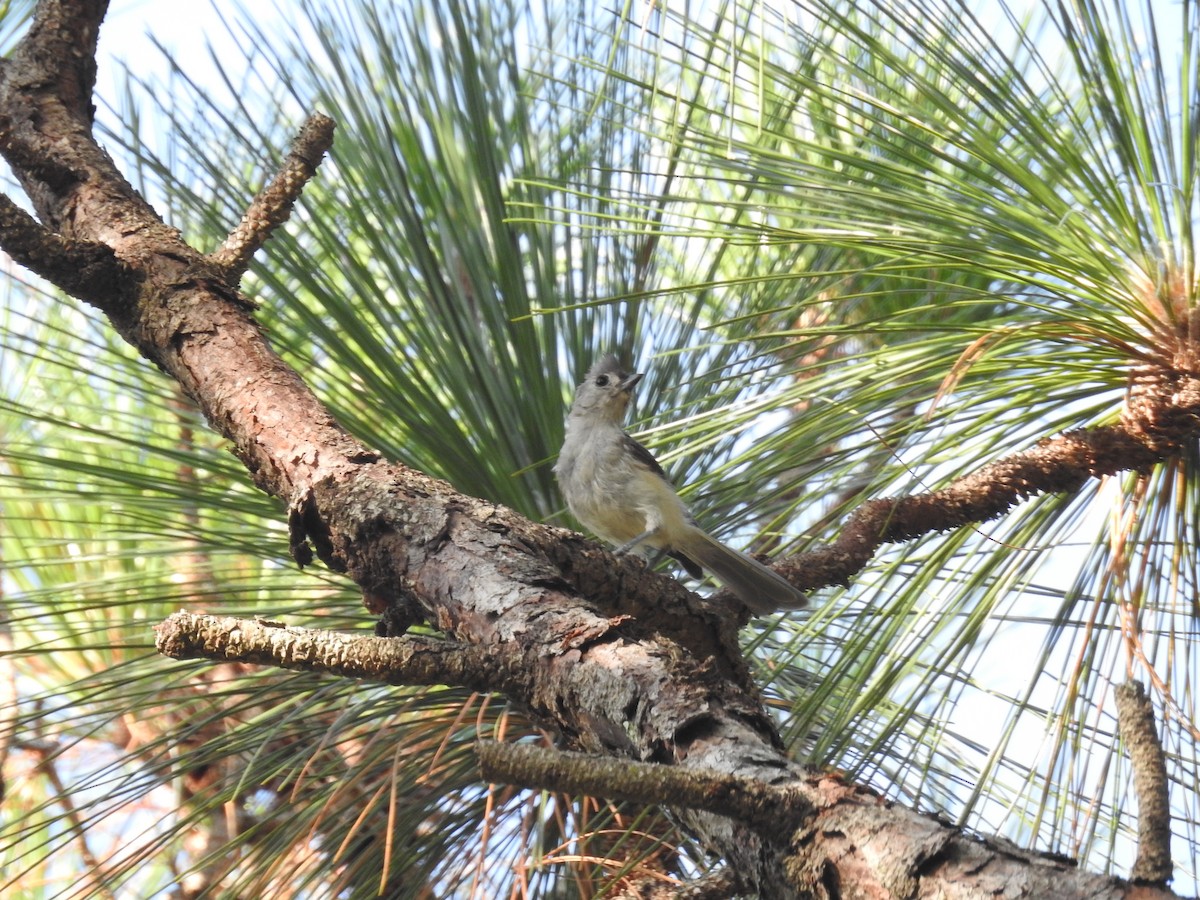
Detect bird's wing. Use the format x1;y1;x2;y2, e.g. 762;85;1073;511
622;432;671;482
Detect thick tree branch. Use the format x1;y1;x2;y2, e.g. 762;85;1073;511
0;193;131;302
480;743;1181;900
0;0;121;224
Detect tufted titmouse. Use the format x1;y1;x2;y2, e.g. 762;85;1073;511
555;354;807;614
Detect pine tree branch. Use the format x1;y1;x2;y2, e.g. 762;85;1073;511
0;193;132;302
781;421;1175;591
1116;680;1174;884
476;740;811;836
208;112;336;283
155;612;532;695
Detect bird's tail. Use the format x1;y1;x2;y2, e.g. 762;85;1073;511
675;526;807;614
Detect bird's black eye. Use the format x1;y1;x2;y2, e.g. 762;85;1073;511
594;375;610;387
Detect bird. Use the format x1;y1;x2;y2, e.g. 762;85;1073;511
554;354;807;614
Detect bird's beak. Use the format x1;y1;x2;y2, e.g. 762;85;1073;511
619;372;644;393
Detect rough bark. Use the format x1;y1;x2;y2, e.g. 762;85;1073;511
0;2;1193;897
1117;680;1174;884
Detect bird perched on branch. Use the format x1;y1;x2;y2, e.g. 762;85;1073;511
555;354;807;614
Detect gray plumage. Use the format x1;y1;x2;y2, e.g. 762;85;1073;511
554;355;807;615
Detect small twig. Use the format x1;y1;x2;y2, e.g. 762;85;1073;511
208;112;336;282
155;612;527;696
32;743;117;900
1115;680;1173;884
0;583;13;806
475;740;811;836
